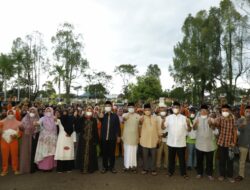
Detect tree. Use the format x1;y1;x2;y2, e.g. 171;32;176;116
170;9;222;104
84;70;112;98
11;32;47;101
114;64;138;94
0;53;15;100
49;64;65;99
51;23;88;103
42;81;56;97
146;64;161;79
84;83;107;99
127;75;163;102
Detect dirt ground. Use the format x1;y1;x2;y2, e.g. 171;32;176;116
0;158;249;190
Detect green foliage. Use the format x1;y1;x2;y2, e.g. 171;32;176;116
51;22;88;103
127;75;162;102
146;64;161;79
84;83;107;99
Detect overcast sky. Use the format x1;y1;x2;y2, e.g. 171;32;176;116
0;0;227;94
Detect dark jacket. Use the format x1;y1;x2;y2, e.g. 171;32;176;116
101;112;121;141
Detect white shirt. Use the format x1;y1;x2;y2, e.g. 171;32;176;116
165;114;188;147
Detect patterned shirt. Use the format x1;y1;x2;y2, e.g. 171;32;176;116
216;116;236;147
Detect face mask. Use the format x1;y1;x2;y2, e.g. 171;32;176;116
190;114;195;118
29;113;35;118
245;113;250;118
201;115;207;119
7;115;14;119
128;108;135;113
105;107;112;113
144;111;151;116
86;112;92;117
222;111;230;118
45;112;52;117
172;108;179;114
160;111;166;117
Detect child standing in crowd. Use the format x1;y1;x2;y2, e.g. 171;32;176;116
186;108;197;170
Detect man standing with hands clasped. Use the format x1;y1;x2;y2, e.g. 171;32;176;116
100;101;121;174
164;101;191;180
122;102;141;173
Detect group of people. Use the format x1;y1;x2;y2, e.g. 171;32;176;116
0;100;249;184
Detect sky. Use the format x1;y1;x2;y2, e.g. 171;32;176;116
0;0;234;94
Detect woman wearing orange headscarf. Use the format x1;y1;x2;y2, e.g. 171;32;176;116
0;110;22;176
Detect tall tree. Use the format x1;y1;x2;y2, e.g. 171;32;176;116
170;9;222;104
146;64;161;79
114;64;138;94
0;53;15;100
127;75;163;102
49;64;65;99
51;23;88;103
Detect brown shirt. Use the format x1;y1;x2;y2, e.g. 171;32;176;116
140;115;162;148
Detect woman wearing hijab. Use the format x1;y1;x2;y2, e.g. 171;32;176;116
75;106;99;173
34;107;57;171
20;107;40;174
0;110;22;176
54;110;75;173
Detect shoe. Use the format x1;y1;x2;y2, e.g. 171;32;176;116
0;172;7;177
218;176;225;181
66;171;72;173
228;178;235;183
100;168;107;174
122;168;129;173
196;174;202;179
208;176;214;181
14;171;20;175
166;172;173;177
131;167;137;174
141;170;148;175
151;171;157;176
235;176;244;182
110;168;117;174
183;175;189;180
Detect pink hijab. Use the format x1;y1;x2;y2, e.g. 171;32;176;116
41;107;56;131
21;107;40;135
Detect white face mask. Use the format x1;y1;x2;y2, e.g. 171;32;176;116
190;114;195;118
45;112;52;117
160;111;166;117
105;106;112;113
128;108;135;113
201;115;207;119
7;114;15;119
172;108;179;114
222;111;230;118
144;110;151;116
86;112;92;117
29;113;35;118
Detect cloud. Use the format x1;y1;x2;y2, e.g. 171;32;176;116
0;0;222;94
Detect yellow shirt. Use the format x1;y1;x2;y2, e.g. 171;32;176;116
140;115;162;148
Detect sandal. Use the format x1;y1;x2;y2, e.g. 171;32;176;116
235;176;244;182
183;175;189;180
141;170;148;175
151;171;157;176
